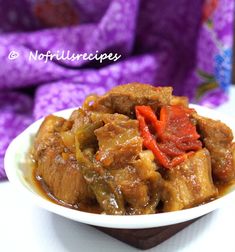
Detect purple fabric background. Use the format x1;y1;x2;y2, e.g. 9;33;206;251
0;0;234;179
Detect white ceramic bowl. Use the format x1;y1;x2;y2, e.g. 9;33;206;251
4;105;235;229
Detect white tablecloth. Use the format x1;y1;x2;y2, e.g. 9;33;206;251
1;87;235;252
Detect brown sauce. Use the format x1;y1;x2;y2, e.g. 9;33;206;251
215;179;235;196
29;159;235;214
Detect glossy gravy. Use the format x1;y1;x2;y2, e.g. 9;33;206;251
29;159;235;214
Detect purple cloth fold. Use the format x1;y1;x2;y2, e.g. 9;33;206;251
0;0;234;180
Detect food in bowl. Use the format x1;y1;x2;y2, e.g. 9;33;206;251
31;83;235;215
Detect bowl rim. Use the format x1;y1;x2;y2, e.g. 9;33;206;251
4;105;235;229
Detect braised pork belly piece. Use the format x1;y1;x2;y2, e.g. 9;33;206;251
161;148;218;212
194;114;235;182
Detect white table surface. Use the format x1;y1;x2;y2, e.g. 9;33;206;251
1;87;235;252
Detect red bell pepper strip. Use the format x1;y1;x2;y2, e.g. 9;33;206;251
135;105;202;169
135;108;170;168
135;106;163;135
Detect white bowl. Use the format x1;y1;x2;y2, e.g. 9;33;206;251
4;105;235;229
